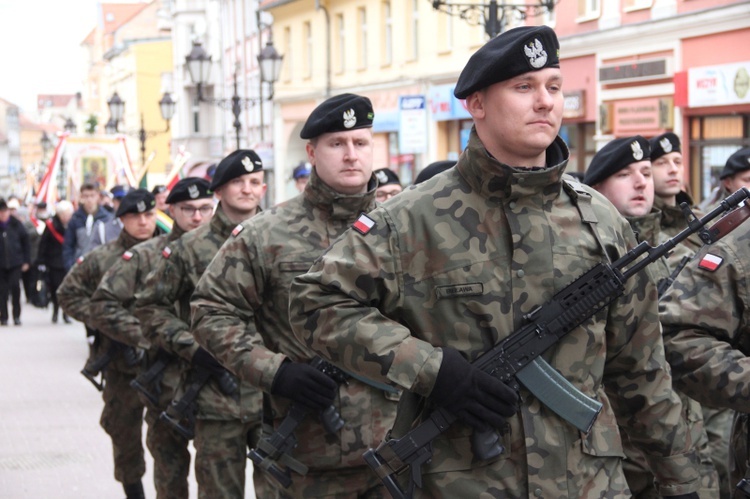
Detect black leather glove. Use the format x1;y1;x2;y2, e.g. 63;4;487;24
191;347;226;375
663;494;699;499
431;347;518;432
271;360;338;411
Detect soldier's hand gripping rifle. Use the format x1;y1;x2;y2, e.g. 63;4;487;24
160;360;239;440
130;349;173;406
363;187;750;499
247;357;347;489
81;336;143;391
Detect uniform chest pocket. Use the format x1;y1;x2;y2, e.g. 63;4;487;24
434;282;484;300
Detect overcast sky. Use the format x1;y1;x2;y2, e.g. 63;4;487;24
0;0;100;114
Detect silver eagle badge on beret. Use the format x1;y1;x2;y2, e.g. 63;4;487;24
375;170;389;183
188;184;199;199
524;38;548;69
631;140;644;161
343;109;357;129
136;200;146;212
242;156;253;172
659;137;672;153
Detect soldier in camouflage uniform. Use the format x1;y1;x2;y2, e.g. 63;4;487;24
660;199;750;496
698;147;750;212
57;189;160;499
191;94;398;498
134;150;267;499
650;132;733;499
289;26;700;498
584;136;719;498
88;178;214;499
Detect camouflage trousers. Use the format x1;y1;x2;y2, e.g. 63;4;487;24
622;396;719;498
704;405;734;499
100;368;145;484
194;418;268;499
143;366;190;499
271;465;388;499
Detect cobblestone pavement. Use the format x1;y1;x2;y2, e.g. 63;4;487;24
0;304;256;498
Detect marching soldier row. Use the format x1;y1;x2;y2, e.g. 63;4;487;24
55;23;750;499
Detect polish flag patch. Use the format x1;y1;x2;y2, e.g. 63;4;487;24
76;256;85;264
162;246;172;259
122;251;134;261
352;213;376;235
698;253;723;272
232;224;244;237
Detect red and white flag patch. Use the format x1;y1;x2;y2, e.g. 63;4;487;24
353;213;376;235
162;246;172;259
76;256;85;264
698;253;723;272
232;224;244;237
122;251;133;261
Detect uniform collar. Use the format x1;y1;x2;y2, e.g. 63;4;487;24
168;223;186;241
210;203;243;239
303;167;377;219
626;208;662;246
116;226;149;250
456;127;570;203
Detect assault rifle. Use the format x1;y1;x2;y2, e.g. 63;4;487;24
130;349;173;406
247;357;347;488
363;188;750;499
160;365;238;440
81;336;143;391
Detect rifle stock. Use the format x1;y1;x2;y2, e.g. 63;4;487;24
364;187;750;499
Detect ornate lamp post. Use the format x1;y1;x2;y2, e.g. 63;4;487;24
430;0;557;38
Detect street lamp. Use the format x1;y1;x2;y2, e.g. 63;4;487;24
64;118;77;133
40;131;52;158
106;91;175;168
185;39;283;149
431;0;557;38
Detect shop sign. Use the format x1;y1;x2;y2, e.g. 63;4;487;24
398;95;428;154
613;97;673;134
427;84;471;121
563;90;585;119
689;61;750;108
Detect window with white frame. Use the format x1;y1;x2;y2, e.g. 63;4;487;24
358;7;368;69
382;0;392;66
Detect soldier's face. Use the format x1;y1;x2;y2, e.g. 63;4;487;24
80;189;100;214
593;161;654;218
120;210;157;240
723;170;750;195
651;152;683;199
307;128;374;195
216;172;267;215
171;199;214;232
466;68;563;167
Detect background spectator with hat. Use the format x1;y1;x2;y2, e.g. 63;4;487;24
0;198;30;325
292;161;311;193
414;160;455;185
151;185;169;213
699;147;750;212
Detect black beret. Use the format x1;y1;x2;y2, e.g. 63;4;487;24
36;202;47;209
720;148;750;180
454;25;560;99
300;94;374;139
374;168;401;187
0;199;7;211
649;133;681;162
210;149;263;190
110;184;128;199
414;160;455;185
583;136;651;186
116;188;156;217
151;185;167;195
166;177;212;204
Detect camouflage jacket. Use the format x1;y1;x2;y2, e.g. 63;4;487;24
57;229;146;374
654;192;704;268
191;170;399;471
290;130;699;497
134;204;259;422
661;219;750;485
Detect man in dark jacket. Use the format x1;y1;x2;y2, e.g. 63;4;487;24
0;199;31;325
37;200;75;323
62;183;113;271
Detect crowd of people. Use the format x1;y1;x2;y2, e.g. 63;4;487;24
4;23;750;499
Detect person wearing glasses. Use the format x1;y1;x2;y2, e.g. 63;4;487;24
87;177;213;499
374;168;403;203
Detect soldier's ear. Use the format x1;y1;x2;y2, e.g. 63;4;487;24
464;91;485;120
305;142;316;167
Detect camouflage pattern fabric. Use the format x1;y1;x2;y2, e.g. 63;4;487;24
661;217;750;491
622;210;718;499
89;227;190;499
190;170;398;496
56;229;147;485
653;193;705;272
133;204;263;498
290;129;700;497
